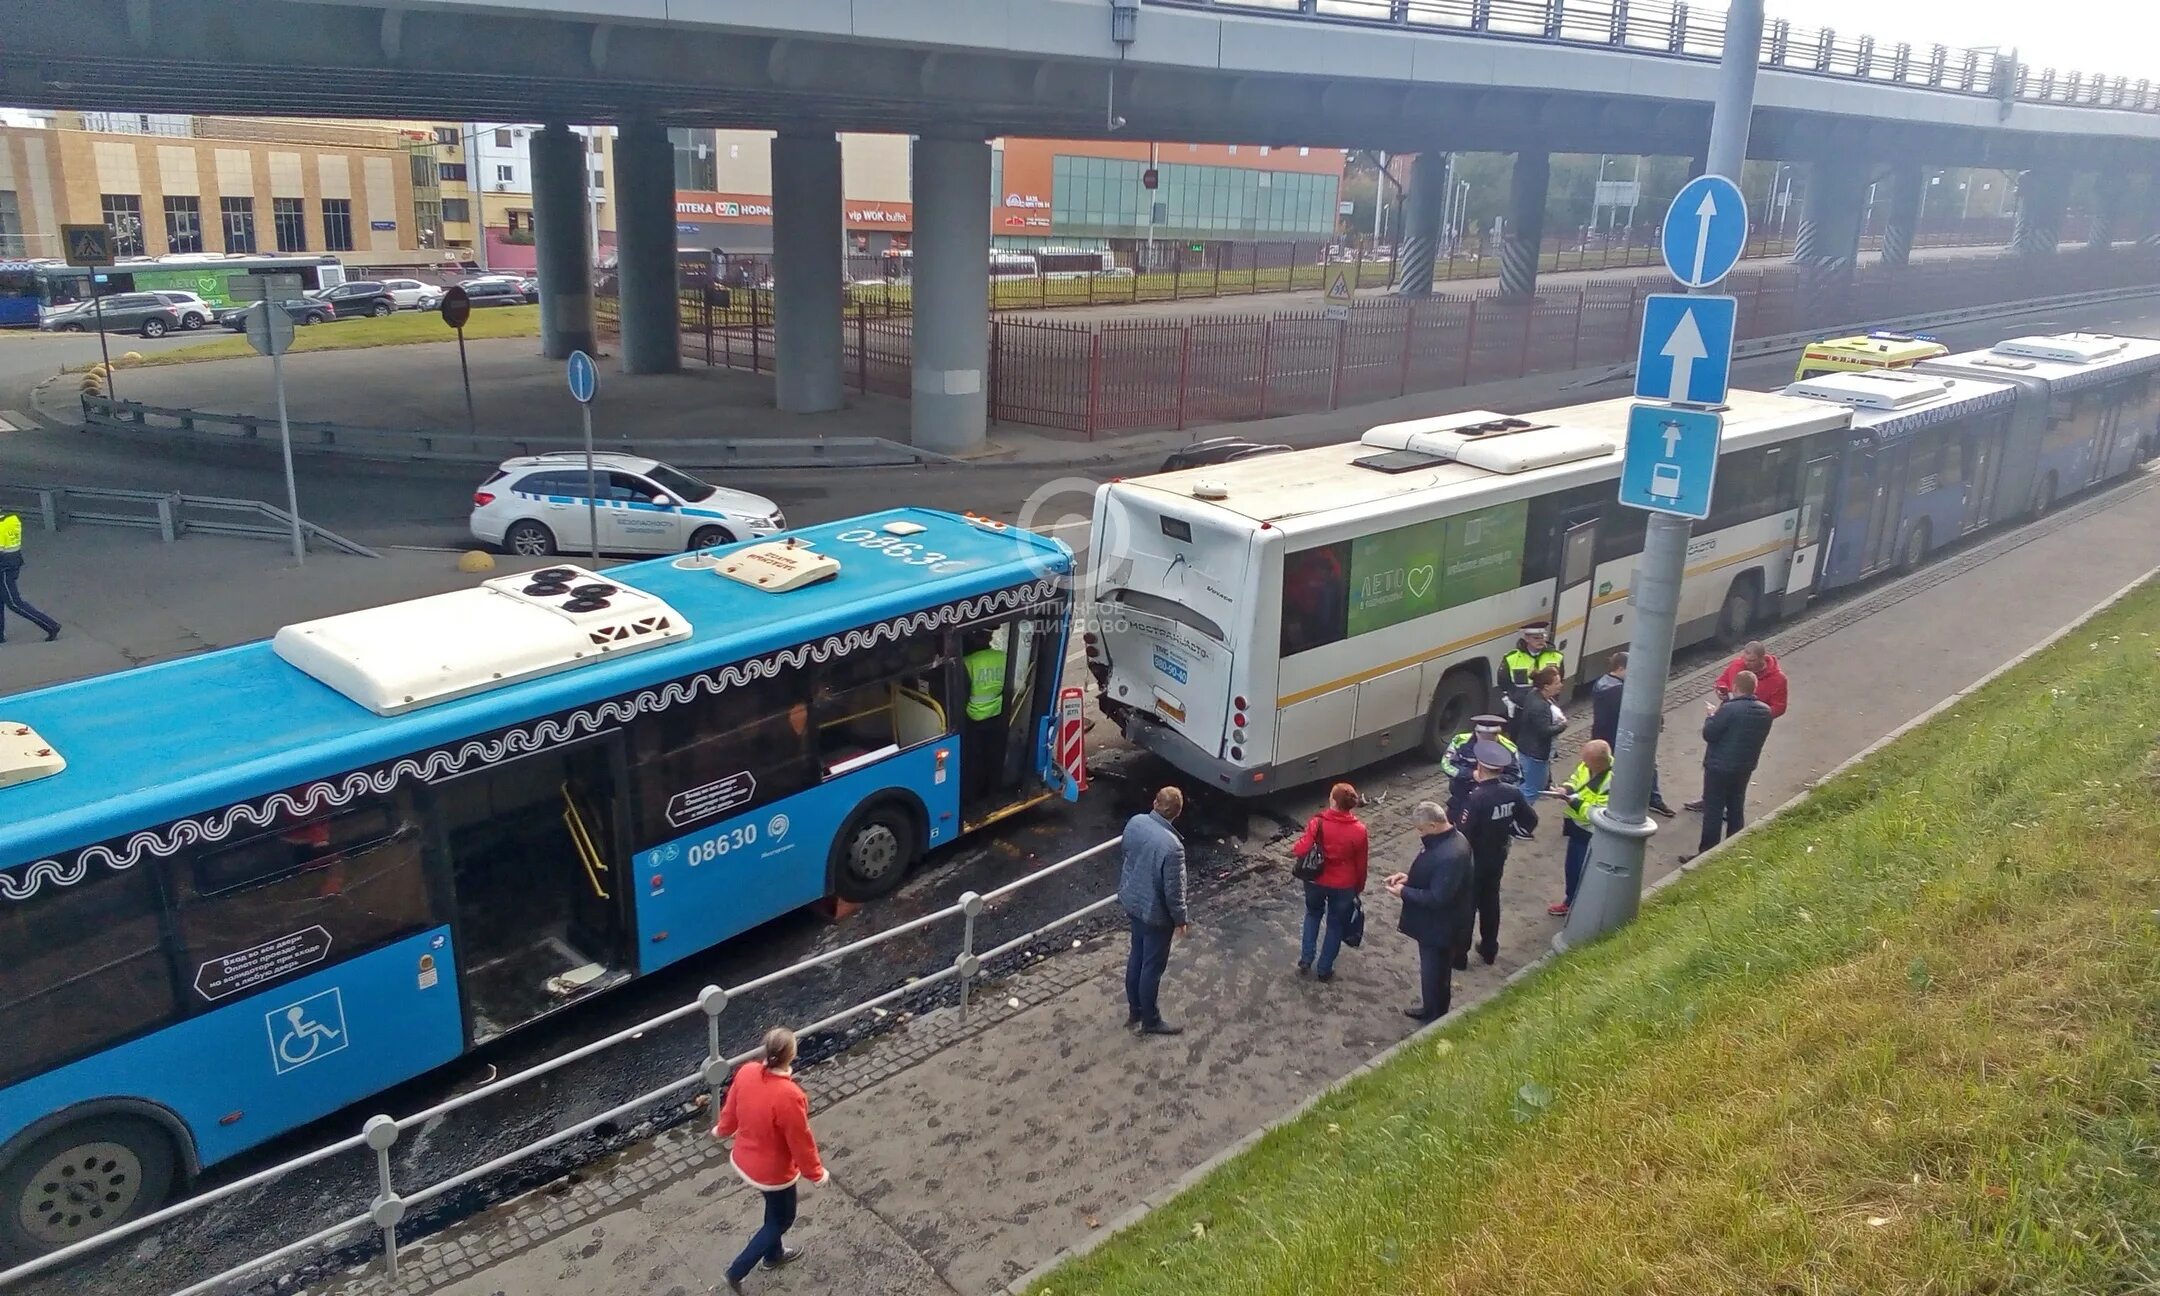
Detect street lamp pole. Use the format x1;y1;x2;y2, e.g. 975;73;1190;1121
1558;0;1765;949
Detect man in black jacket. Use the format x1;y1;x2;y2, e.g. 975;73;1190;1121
1387;801;1476;1022
1685;669;1775;860
1457;744;1538;966
1590;651;1673;817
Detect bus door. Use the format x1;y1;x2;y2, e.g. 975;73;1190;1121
429;731;633;1044
2092;394;2128;484
1781;454;1837;616
1860;444;1909;576
1548;516;1599;682
1960;419;2005;533
966;607;1067;825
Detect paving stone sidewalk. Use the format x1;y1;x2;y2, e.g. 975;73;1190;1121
300;474;2160;1296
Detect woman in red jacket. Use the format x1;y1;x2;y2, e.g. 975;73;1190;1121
713;1027;828;1291
1292;782;1371;981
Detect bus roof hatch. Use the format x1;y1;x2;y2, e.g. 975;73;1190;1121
1359;411;1610;475
273;566;690;715
0;721;65;790
1992;333;2129;364
716;538;843;592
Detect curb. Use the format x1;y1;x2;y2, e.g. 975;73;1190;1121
1002;557;2160;1295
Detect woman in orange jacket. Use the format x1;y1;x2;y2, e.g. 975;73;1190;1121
713;1027;828;1291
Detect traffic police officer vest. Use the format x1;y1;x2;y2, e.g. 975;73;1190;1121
0;512;21;555
1560;762;1612;830
963;647;1006;721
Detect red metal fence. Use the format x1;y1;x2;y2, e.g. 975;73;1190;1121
610;248;2160;441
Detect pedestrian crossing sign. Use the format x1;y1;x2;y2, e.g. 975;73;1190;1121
1325;268;1353;321
62;223;112;267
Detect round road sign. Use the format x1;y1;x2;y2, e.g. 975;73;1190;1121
567;349;599;405
439;285;472;330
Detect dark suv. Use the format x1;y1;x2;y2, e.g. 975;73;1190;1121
310;280;398;319
39;293;184;337
458;276;537;306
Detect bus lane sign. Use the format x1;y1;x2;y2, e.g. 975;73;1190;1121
195;925;333;1001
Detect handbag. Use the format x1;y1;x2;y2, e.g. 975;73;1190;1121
1341;896;1367;948
1291;816;1327;882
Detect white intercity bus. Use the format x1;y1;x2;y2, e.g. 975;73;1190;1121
1084;392;1850;794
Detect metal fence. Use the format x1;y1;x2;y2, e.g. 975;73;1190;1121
638;247;2160;440
0;838;1132;1296
1150;0;2160;113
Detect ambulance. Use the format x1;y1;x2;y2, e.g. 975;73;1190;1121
1793;331;1950;381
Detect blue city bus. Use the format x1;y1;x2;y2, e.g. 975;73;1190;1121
0;254;348;327
0;509;1075;1261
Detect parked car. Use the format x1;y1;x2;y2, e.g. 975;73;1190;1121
214;298;334;330
39;293;185;338
456;276;536;308
309;280;398;318
378;278;443;310
470;452;785;557
1159;436;1292;473
149;291;216;330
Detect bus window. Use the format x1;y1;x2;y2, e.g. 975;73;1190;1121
175;799;437;1003
630;673;818;841
1280;542;1350;656
814;629;947;773
0;864;177;1087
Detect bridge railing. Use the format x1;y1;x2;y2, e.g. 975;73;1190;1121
1150;0;2160;113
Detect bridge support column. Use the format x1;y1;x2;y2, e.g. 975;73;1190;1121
2141;175;2160;251
773;130;846;412
2010;166;2069;256
1879;162;1925;269
1391;151;1446;298
1791;157;1867;328
2086;168;2128;251
909;132;992;453
613;121;680;375
531;123;595;360
1499;151;1550;298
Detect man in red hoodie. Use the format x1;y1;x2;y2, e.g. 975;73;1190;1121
1686;641;1788;812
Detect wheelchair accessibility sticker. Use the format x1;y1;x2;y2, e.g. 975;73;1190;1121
266;988;349;1074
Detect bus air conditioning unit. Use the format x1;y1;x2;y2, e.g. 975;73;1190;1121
1784;371;1955;410
274;565;691;715
1355;410;1612;474
1991;334;2129;364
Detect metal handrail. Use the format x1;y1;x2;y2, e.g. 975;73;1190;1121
0;481;379;557
0;834;1131;1295
1148;0;2160;113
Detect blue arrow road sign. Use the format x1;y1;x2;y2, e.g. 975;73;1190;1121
1634;293;1737;407
1659;174;1748;289
567;349;598;404
1619;402;1723;520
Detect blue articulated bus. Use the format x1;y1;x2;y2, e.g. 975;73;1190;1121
0;508;1076;1261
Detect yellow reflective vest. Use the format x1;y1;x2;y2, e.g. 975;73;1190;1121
0;512;21;554
963;647;1006;721
1559;761;1612;830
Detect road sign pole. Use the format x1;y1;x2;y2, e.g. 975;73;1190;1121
270;335;306;566
581;405;599;565
92;294;115;400
1563;0;1762;949
456;327;477;440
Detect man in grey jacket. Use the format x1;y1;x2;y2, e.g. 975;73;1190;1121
1118;786;1190;1036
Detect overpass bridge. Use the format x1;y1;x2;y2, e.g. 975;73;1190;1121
6;0;2158;450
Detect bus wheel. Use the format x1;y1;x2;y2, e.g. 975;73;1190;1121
2034;473;2059;516
0;1116;177;1263
832;801;919;902
1716;576;1761;647
1898;519;1931;572
1418;670;1488;762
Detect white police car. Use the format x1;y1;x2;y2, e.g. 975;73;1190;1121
469;453;785;557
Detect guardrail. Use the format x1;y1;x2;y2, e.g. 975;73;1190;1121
0;838;1129;1296
75;395;965;469
0;482;378;558
1150;0;2160;114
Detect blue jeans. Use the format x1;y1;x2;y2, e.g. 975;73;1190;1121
0;558;59;640
1299;882;1357;975
1519;755;1551;800
1125;918;1174;1026
726;1184;798;1282
1563;829;1592;907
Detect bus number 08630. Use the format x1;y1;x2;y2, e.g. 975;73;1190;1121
834;527;966;572
689;823;758;865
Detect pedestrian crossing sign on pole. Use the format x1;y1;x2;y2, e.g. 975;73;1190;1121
62;224;112;267
1324;268;1353;321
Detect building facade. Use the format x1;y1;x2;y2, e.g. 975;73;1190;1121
0;113;430;266
418;122;617;270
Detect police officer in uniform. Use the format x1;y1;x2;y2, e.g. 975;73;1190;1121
960;629;1007;803
1457;742;1538;966
1500;622;1565;717
1442;714;1520;822
0;511;60;644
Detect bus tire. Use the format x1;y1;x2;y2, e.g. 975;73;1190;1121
2034;473;2059;516
1418;669;1488;762
1897;519;1931;572
687;525;734;552
830;798;921;903
0;1115;177;1263
502;520;557;557
1716;575;1762;648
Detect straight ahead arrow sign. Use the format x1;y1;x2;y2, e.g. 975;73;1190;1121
1660;306;1708;405
1690;189;1719;288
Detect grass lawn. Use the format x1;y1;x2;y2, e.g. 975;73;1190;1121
92;305;539;369
1034;582;2160;1296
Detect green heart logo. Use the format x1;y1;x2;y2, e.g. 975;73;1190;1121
1406;565;1435;599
